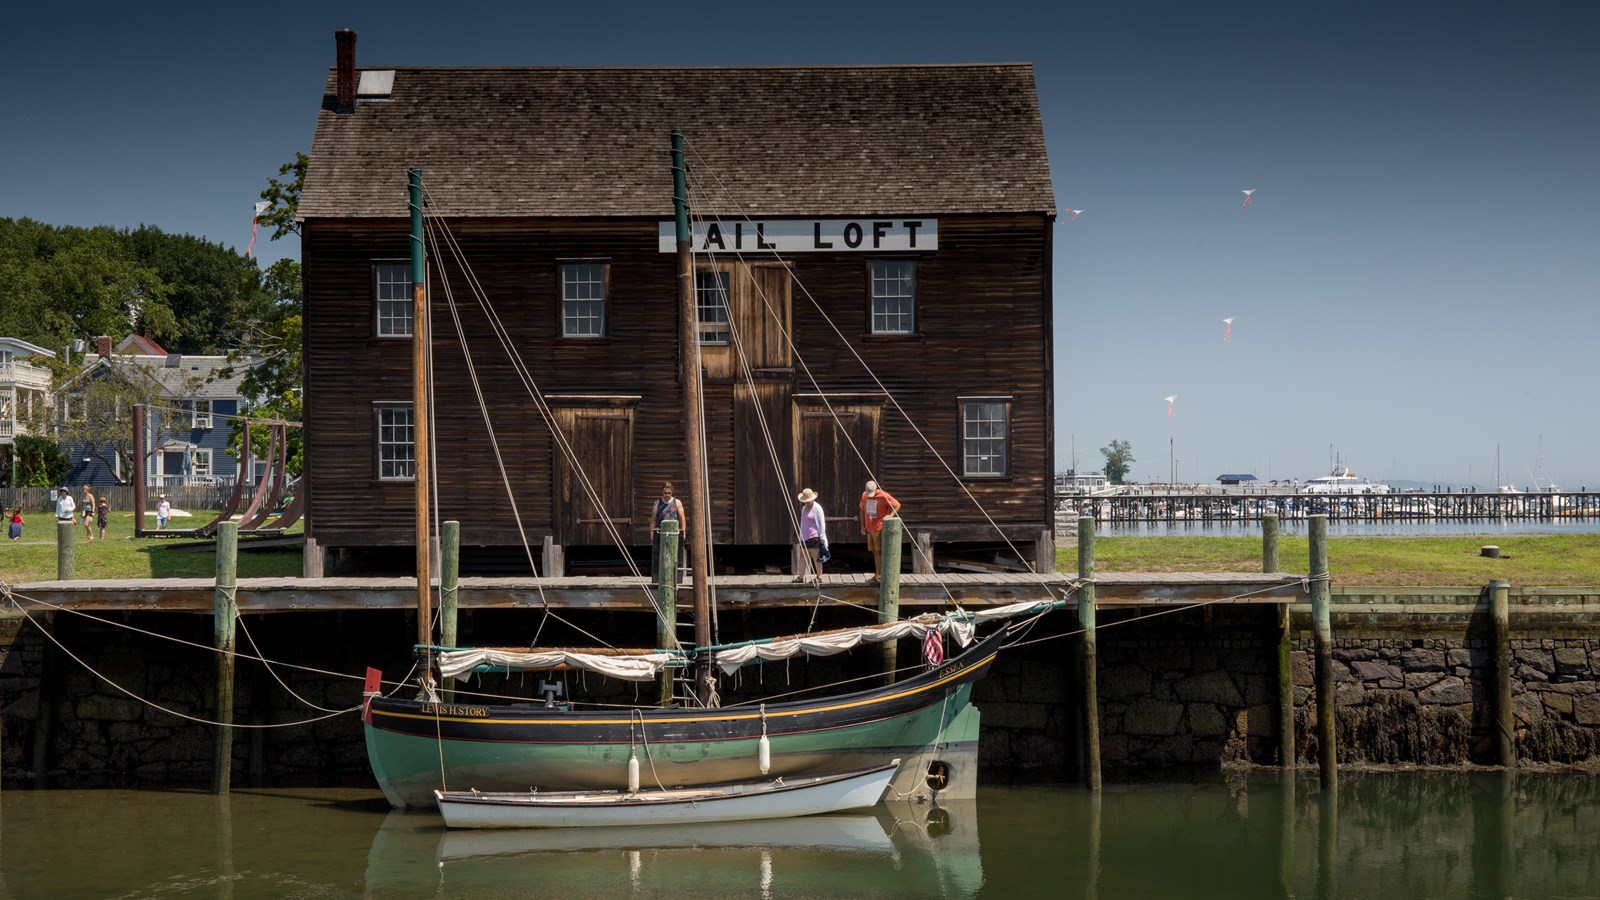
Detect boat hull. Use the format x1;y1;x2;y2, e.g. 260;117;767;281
435;761;899;828
365;627;1005;808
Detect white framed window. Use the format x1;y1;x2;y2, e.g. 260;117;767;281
696;271;731;344
960;398;1009;477
376;404;415;480
561;262;607;337
191;448;213;478
375;262;413;337
191;399;213;429
871;260;916;334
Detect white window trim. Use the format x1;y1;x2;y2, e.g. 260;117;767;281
696;270;732;345
191;448;213;478
959;396;1011;478
374;260;414;339
375;402;416;482
191;399;213;429
870;259;917;335
560;261;609;338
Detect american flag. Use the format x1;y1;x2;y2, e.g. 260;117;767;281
922;625;945;667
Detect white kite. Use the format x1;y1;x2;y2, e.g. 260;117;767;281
1223;316;1235;343
247;201;270;258
1065;208;1083;221
1164;395;1177;417
1241;189;1255;210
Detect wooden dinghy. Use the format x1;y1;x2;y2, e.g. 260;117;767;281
434;761;900;829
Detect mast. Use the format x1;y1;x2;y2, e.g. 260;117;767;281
670;130;716;706
409;166;434;690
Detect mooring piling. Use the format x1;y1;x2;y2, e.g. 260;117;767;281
1309;514;1335;789
440;520;460;702
878;517;904;686
1265;513;1294;767
56;520;74;580
1078;515;1101;790
1262;513;1280;574
1490;579;1515;768
655;520;680;705
212;521;238;794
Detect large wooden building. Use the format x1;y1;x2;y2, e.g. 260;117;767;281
299;32;1057;575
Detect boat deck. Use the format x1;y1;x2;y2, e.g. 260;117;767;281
5;571;1307;613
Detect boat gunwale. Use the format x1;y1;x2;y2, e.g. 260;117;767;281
434;760;900;810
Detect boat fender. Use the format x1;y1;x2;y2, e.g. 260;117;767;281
758;704;771;775
628;750;641;794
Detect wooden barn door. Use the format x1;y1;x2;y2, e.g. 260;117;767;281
735;381;794;543
551;404;634;545
797;401;881;528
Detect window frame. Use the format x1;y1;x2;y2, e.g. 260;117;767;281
190;447;213;479
191;399;213;430
373;260;414;339
559;260;609;339
695;269;732;345
374;402;416;482
868;258;917;335
959;396;1010;478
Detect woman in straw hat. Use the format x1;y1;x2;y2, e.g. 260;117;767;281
794;488;829;584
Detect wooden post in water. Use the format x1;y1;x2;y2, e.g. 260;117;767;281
655;519;680;705
30;616;55;782
55;520;74;580
1265;514;1294;767
878;517;904;685
440;521;460;703
1309;514;1335;789
1490;579;1515;768
212;521;238;794
1078;515;1101;790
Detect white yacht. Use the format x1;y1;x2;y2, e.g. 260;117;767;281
1299;466;1392;495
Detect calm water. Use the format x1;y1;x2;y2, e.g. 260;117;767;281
3;772;1598;898
1100;519;1600;538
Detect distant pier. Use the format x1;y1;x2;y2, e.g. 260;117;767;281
1061;490;1600;524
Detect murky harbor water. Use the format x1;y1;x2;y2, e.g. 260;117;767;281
3;772;1598;898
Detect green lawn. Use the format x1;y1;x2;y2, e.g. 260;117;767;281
1062;533;1600;587
0;509;303;583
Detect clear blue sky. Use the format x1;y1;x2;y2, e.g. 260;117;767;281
4;2;1596;487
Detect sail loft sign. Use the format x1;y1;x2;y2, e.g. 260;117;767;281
657;219;937;254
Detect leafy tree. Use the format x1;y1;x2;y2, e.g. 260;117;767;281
125;225;272;354
257;152;307;241
33;361;204;484
1;434;69;488
1101;439;1134;484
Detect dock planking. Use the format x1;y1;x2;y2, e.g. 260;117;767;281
6;571;1307;614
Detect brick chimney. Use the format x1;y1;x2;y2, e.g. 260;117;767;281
96;335;113;358
335;29;357;114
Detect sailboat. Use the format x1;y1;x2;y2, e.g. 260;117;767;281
362;143;1011;809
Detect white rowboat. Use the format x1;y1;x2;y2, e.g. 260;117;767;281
435;760;900;829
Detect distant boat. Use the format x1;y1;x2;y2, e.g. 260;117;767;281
1299;467;1392;495
435;761;899;829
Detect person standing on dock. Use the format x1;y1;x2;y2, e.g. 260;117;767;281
649;482;687;582
54;488;75;525
80;485;96;540
795;488;829;584
859;480;901;584
156;494;170;530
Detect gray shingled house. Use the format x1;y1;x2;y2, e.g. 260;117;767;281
298;31;1057;575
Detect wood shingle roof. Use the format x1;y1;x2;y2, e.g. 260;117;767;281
300;65;1055;220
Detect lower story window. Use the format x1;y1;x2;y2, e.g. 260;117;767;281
961;399;1008;476
377;405;415;480
191;448;213;478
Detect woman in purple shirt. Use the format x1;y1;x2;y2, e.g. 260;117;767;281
795;488;829;583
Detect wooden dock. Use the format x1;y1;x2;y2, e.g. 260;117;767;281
6;571;1306;614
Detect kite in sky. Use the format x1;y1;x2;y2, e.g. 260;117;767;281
1223;316;1235;343
1241;189;1255;210
1065;208;1083;221
247;201;270;258
1164;395;1177;417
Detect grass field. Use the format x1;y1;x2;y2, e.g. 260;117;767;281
0;510;303;583
1064;533;1600;587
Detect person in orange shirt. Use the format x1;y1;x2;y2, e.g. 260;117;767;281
858;480;901;583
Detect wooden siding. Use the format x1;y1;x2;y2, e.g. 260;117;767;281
302;214;1052;551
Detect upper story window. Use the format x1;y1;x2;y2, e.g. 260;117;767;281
961;398;1009;477
696;271;731;345
561;263;607;337
871;260;916;334
376;404;415;481
375;262;413;337
191;399;213;429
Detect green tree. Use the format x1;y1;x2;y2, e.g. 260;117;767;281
1101;439;1134;484
1;434;69;488
257;152;307;241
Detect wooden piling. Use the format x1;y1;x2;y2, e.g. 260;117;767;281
56;521;74;580
542;535;563;577
1490;579;1514;768
1078;515;1101;791
1309;515;1335;790
655;520;680;705
440;521;460;702
1265;513;1294;767
878;517;904;685
1262;513;1280;574
912;531;934;575
30;617;55;782
212;521;238;794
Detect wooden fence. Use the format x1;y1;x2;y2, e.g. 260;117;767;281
0;484;232;513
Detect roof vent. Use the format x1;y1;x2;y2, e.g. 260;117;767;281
358;70;395;99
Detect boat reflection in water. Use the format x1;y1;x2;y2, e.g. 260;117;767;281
364;798;982;897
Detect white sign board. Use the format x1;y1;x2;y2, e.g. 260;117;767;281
658;218;937;253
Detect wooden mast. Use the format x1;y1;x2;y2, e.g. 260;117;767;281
671;129;716;706
409;166;434;689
